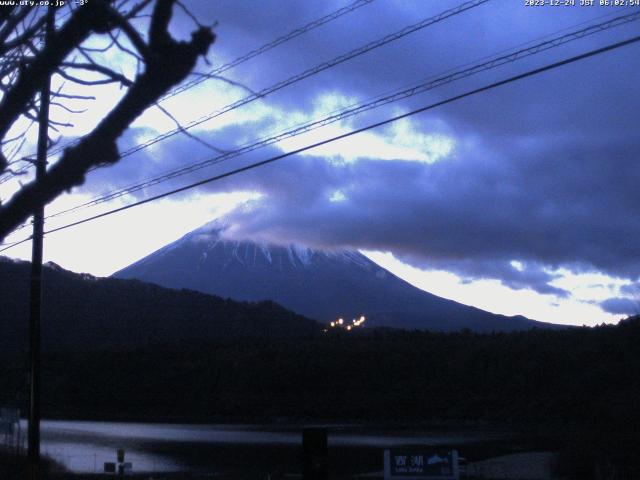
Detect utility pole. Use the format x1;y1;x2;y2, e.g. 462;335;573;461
27;6;54;480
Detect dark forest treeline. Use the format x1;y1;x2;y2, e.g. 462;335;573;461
2;317;639;478
1;316;638;425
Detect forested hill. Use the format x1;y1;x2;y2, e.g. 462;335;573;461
1;315;637;426
0;257;320;353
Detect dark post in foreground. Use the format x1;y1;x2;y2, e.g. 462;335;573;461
27;6;55;479
303;428;328;480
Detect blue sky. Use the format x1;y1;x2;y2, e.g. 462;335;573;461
2;0;640;325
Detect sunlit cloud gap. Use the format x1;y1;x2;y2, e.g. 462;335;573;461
364;252;620;326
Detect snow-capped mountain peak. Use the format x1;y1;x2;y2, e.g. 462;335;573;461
114;221;552;332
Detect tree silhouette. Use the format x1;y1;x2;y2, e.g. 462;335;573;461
0;0;215;241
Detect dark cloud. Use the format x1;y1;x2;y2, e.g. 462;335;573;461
166;0;640;136
81;103;640;296
216;128;640;284
71;2;640;297
620;282;640;296
195;0;640;130
600;297;640;315
396;257;571;298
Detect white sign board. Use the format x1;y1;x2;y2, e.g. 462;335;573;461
384;448;459;480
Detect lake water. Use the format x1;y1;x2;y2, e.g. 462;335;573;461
16;420;512;474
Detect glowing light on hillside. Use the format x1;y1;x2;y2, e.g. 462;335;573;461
325;315;366;332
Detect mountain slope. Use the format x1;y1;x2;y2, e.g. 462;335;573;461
0;256;320;353
114;222;557;332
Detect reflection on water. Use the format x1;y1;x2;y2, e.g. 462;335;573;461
20;420;509;473
40;440;184;473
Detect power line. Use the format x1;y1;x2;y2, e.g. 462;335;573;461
0;235;32;253
3;0;489;183
116;0;491;159
19;34;635;243
39;9;640;223
3;34;637;251
161;0;375;102
1;1;374;186
0;0;376;182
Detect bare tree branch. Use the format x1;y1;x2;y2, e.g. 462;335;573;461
154;102;228;154
1;15;47;54
149;0;174;47
0;6;31;47
60;61;134;86
50;92;96;100
50;102;88;114
56;67;131;87
78;37;118;53
0;0;216;241
176;0;203;28
189;71;261;97
0;1;116;145
108;30;144;64
125;0;155;19
105;6;152;59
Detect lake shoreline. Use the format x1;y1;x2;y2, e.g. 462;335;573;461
33;411;571;435
6;419;623;478
27;419;564;475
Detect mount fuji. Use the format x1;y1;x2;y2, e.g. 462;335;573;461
114;222;558;332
